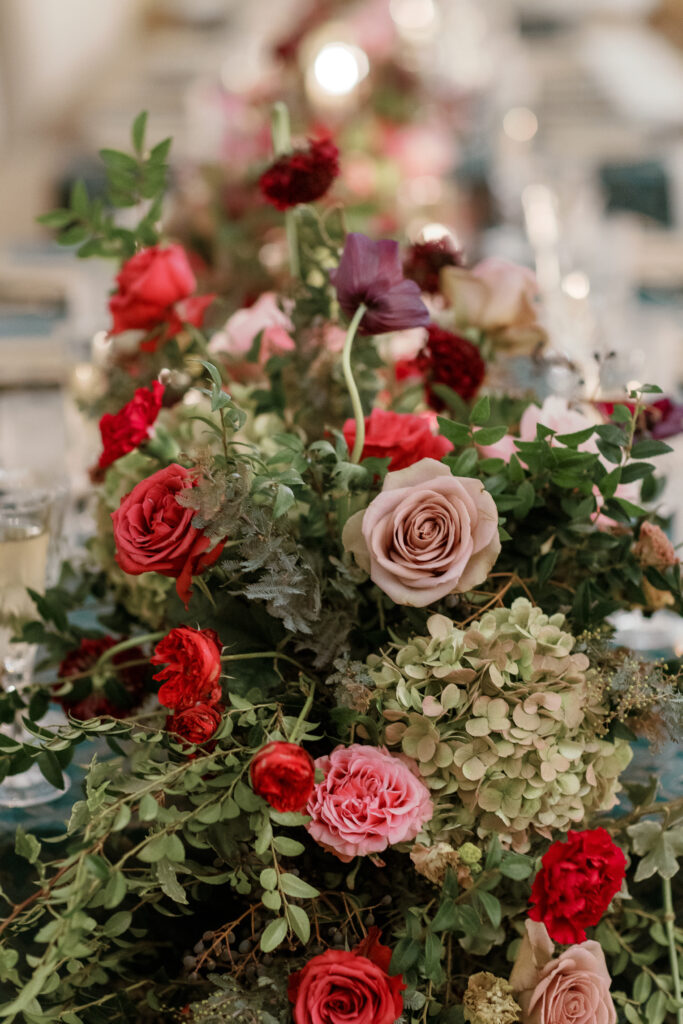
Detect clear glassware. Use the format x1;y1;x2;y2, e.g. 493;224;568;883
0;472;70;807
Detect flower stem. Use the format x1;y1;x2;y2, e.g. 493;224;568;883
289;680;316;745
663;877;683;1024
341;303;368;464
270;102;300;280
92;632;165;675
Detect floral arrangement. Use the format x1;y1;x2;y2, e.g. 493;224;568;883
1;107;682;1024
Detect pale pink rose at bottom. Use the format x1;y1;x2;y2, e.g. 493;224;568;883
510;920;616;1024
306;744;433;861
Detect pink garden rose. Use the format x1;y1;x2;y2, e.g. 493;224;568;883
441;258;546;353
208;292;295;365
342;458;500;606
510;920;616;1024
306;744;433;861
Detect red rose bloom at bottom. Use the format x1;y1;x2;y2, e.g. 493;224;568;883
166;703;222;746
343;409;453;472
529;828;627;945
411;324;486;409
56;636;146;720
288;928;404;1024
250;741;315;813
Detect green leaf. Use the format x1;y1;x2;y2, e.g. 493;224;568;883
99;148;138;172
476;891;501;929
624;1005;644;1024
132;111;148;154
645;990;667;1024
84;853;110;881
499;854;533;880
112;804;131;831
36;208;74;228
37;750;65;789
436;418;471;447
157;857;188;905
260;917;288;953
272;836;305;857
260;868;278;891
633;972;652;1003
473;426;508;446
391;937;422;974
149;137;172;163
470;395;490;426
621;461;655;483
103;911;132;937
15;826;40;864
279;873;319;899
287;904;311;944
631;439;673;459
138;834;171;863
103;871;127;909
234;780;263;812
139;793;158;821
262;890;282;911
70;179;89;217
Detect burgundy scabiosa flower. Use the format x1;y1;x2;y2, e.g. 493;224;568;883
259;137;339;210
331;233;430;335
416;324;486;409
403;236;463;294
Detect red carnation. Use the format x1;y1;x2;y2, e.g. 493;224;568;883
343;409;453;471
413;324;486;409
151;626;222;711
98;381;164;470
259;137;339;211
403;237;463;294
109;244;214;352
111;463;225;607
288;928;404;1024
250;741;315;813
166;702;223;747
56;636;147;720
529;828;627;945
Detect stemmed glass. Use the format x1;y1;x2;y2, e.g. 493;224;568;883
0;472;69;807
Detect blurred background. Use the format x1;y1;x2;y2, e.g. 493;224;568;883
1;0;682;510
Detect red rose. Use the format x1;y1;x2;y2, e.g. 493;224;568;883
250;741;315;813
529;828;627;945
111;463;224;607
98;381;164;470
166;702;222;746
342;409;453;472
288;928;404;1024
109;245;214;349
414;324;486;409
56;636;147;720
150;626;222;710
259;136;339;211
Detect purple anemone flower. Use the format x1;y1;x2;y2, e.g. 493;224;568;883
330;232;430;335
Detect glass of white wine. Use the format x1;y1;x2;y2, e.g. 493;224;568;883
0;472;69;807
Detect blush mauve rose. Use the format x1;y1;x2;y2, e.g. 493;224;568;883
250;741;315;812
111;463;225;607
529;828;626;944
342;409;453;472
109;244;214;349
306;744;433;861
98;381;164;470
150;626;222;710
510;920;616;1024
342;458;500;607
288;928;405;1024
166;702;222;746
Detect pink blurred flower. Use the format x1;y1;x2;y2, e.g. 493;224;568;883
209;292;295;365
307;744;433;861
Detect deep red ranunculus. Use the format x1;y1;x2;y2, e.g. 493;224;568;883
288;928;404;1024
111;463;224;607
166;702;222;746
259;137;339;210
109;244;214;350
250;741;315;813
98;381;164;470
403;237;463;294
342;409;453;471
414;324;486;409
56;636;147;720
529;828;627;945
150;626;222;710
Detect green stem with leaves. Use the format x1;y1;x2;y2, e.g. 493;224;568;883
341;303;368;463
663;877;683;1024
289;680;316;744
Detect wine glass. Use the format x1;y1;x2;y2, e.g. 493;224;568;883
0;472;70;807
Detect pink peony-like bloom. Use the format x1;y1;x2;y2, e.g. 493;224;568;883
306;744;433;861
441;258;546;353
342;458;500;606
208;292;295;364
510;920;616;1024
